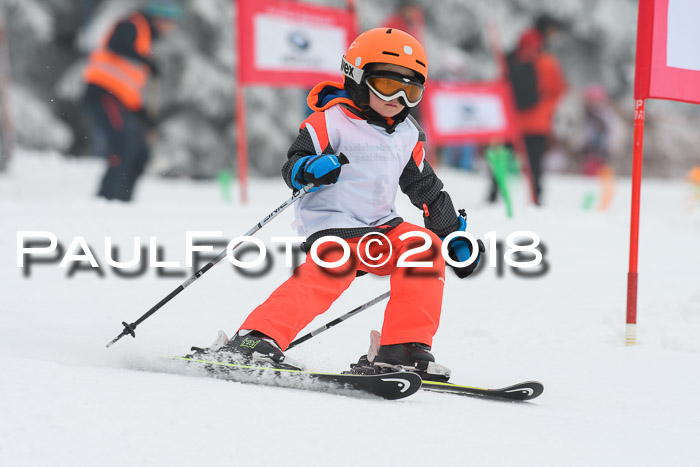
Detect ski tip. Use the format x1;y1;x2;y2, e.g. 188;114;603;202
502;381;544;400
420;379;544;401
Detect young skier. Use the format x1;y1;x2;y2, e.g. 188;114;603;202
195;28;483;381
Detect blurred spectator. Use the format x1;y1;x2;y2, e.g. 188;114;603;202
436;48;478;172
443;145;477;171
381;1;437;163
688;166;700;210
535;13;565;44
381;0;425;41
689;167;700;186
581;84;614;176
82;1;181;201
490;15;566;205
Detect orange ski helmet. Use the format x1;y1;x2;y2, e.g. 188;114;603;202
342;28;429;85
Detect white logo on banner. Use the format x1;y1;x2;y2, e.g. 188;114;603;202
254;15;346;73
667;0;700;71
432;91;506;134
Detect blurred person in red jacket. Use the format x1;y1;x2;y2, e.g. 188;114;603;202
381;1;437;163
381;0;425;42
581;84;615;175
490;15;566;205
82;1;181;202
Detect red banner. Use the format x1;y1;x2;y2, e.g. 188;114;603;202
635;0;700;103
422;81;520;146
237;0;355;87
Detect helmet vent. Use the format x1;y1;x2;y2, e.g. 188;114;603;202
415;59;426;68
382;51;400;57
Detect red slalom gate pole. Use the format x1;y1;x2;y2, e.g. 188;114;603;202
234;0;249;204
346;0;360;36
0;15;15;171
626;98;646;346
235;84;249;204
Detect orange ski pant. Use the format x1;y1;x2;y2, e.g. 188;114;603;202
239;222;446;350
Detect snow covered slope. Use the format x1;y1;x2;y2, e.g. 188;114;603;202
2;152;699;466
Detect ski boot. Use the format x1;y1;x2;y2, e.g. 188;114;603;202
185;330;305;371
347;331;451;382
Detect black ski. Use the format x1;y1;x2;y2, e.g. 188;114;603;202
420;380;544;401
174;356;422;400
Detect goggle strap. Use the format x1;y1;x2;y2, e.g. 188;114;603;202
341;56;364;85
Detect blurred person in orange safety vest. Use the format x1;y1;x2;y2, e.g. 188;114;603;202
82;1;182;202
489;14;566;206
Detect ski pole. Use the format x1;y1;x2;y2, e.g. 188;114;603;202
106;183;316;348
287;290;390;350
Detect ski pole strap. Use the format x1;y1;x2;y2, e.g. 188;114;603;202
287;290;390;350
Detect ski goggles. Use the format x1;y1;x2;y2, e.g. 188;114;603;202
365;72;425;107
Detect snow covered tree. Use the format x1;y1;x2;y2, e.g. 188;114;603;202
1;0;698;177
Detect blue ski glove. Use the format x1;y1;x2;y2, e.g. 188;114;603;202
443;210;485;279
291;153;349;191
